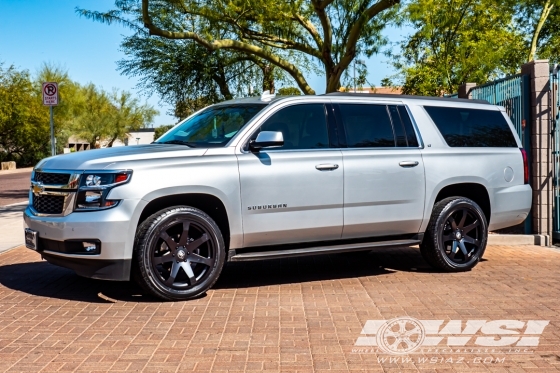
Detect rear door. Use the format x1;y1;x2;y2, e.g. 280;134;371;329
237;102;344;247
335;103;426;239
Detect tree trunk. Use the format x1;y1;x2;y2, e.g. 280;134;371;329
528;0;553;62
107;135;118;147
262;65;275;93
325;67;343;93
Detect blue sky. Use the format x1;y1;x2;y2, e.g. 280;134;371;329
0;0;408;127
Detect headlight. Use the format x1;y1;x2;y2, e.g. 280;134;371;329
75;170;132;211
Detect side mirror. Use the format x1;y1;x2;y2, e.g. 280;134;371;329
249;131;284;152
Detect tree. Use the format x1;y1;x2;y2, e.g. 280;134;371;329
78;2;295;119
516;0;560;62
36;63;84;154
154;124;174;139
0;64;50;166
391;0;525;96
106;90;158;146
70;83;158;147
79;0;400;94
72;84;114;147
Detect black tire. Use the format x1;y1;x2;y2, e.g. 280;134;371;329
420;197;488;272
132;206;225;301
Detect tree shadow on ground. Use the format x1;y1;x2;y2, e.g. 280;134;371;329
0;189;29;201
0;246;444;303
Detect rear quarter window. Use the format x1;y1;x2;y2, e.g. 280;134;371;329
423;106;518;147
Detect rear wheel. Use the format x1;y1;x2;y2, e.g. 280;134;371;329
420;197;487;272
133;206;225;301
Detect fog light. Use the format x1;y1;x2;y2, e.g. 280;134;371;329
82;241;99;253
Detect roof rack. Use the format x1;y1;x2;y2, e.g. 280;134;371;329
325;92;490;105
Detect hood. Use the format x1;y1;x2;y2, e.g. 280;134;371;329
35;144;207;171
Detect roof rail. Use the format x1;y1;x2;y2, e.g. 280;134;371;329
325;92;490;105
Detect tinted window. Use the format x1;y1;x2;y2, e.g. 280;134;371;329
256;104;329;150
397;106;419;147
424;106;517;147
388;106;407;147
157;104;266;148
339;104;395;147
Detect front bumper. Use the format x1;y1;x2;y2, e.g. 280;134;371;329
23;198;146;281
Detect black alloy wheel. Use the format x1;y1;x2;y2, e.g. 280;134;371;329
133;206;225;300
440;207;482;265
420;197;488;272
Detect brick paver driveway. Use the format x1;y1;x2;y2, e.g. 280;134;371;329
0;244;559;372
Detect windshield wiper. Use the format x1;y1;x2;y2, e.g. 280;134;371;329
156;140;197;147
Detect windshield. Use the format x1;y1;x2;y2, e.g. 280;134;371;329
156;104;267;147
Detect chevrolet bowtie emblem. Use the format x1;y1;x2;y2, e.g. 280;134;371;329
31;182;45;196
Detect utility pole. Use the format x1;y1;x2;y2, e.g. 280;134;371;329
42;82;59;156
50;106;55;156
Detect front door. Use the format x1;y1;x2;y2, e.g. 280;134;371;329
237;103;343;247
334;103;426;239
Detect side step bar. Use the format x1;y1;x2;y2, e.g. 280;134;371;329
228;239;420;262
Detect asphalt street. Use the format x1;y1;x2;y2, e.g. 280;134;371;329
0;169;31;252
0;169;31;206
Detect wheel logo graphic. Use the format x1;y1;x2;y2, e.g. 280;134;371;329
376;317;425;354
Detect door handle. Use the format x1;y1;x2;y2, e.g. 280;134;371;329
315;164;339;171
399;161;419;168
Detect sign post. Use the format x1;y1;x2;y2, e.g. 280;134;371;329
42;82;58;156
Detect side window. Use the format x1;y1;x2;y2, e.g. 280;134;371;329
388;106;408;147
254;104;329;150
397;106;420;147
338;104;395;148
424;106;517;147
387;105;420;148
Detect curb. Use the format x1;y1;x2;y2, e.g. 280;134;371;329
488;234;549;246
0;167;33;175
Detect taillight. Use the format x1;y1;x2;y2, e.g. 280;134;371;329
520;148;529;184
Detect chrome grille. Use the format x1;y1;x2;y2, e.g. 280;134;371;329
35;172;70;185
32;195;66;214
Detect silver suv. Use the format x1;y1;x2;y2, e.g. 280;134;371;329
24;93;532;300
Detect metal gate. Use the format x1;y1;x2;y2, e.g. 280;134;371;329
468;74;532;233
550;68;560;239
469;74;531;146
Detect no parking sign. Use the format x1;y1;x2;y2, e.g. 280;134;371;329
42;82;58;106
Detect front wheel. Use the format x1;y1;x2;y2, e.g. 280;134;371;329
133;206;225;301
420;197;488;272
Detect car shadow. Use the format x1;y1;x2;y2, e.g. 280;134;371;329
0;246;444;303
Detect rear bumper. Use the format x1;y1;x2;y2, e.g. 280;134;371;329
489;184;532;231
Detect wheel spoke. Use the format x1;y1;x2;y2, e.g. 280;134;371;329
178;222;191;246
187;233;209;250
153;253;174;265
442;233;455;242
180;262;197;285
463;220;480;234
463;236;480;247
451;241;459;254
160;232;177;252
164;261;181;286
449;217;458;230
188;253;213;266
458;209;467;229
448;249;456;261
458;240;468;255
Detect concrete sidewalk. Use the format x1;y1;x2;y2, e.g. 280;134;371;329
0;202;27;253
